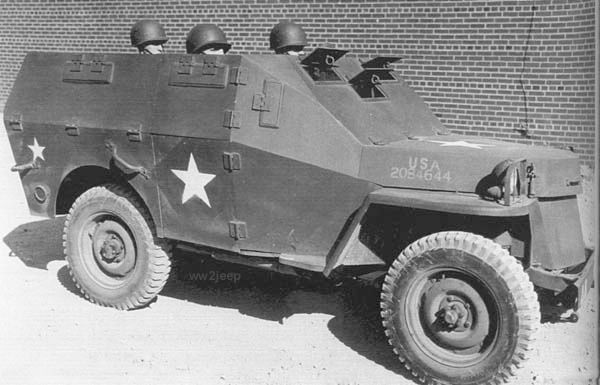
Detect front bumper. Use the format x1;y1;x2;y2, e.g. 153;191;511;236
527;248;595;310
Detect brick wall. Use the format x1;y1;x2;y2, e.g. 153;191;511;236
0;0;595;165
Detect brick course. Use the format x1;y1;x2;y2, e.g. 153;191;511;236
0;0;595;165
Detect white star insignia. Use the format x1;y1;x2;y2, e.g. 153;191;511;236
427;140;495;149
28;137;45;162
171;154;216;207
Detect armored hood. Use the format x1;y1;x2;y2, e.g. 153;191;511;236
359;134;581;197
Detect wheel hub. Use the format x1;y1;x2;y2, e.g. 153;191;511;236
91;220;135;277
439;296;470;330
422;277;490;351
100;234;125;262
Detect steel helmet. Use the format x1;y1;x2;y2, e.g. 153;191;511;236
269;21;307;52
186;24;231;54
130;19;168;47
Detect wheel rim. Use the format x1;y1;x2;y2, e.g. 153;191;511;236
403;254;500;367
78;212;137;288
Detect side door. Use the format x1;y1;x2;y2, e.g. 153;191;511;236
149;54;241;251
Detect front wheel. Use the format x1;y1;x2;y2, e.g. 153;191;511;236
380;231;539;385
63;184;170;310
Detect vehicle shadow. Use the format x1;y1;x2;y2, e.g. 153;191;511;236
56;264;83;297
3;217;66;269
326;282;407;376
12;223;577;380
163;250;335;322
160;249;407;377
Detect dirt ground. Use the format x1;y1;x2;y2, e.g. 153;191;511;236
0;116;597;385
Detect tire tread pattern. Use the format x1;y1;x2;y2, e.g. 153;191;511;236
380;231;540;385
63;183;171;310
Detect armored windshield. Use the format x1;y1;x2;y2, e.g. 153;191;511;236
298;49;447;143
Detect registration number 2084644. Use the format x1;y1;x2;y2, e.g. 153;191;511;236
390;157;451;182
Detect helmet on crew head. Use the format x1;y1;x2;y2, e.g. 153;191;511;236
269;20;307;53
130;19;168;47
186;24;231;54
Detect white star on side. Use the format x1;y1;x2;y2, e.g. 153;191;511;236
28;137;45;162
427;140;495;149
171;154;216;207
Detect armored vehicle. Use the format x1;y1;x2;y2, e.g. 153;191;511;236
5;49;594;385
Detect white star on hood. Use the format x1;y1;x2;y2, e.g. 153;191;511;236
427;140;495;149
28;137;45;162
171;154;216;207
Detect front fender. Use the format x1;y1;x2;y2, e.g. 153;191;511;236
368;188;534;217
323;188;535;276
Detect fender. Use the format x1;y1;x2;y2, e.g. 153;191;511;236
367;188;534;217
323;188;535;276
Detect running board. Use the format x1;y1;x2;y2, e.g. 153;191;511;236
279;253;326;272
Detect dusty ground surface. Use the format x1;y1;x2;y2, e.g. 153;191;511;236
0;116;597;385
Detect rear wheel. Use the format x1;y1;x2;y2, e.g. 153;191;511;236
380;231;539;385
63;184;170;310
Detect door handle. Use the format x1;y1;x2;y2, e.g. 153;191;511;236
105;141;149;179
11;160;38;172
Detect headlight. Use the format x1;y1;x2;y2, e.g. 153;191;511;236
484;159;527;206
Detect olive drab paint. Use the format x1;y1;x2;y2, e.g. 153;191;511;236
4;48;593;307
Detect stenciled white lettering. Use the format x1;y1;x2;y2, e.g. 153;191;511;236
390;157;451;182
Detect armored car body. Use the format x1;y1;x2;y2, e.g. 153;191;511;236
5;50;594;385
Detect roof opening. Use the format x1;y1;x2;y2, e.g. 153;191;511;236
349;69;390;99
301;47;348;83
